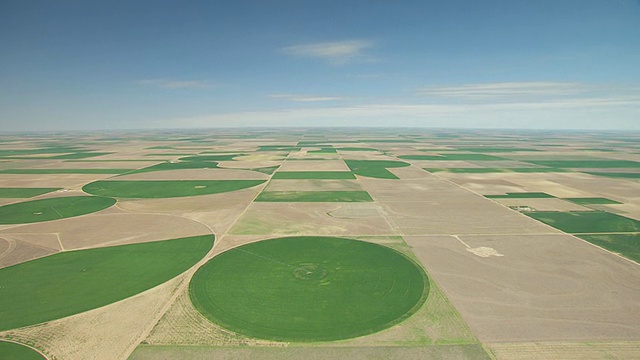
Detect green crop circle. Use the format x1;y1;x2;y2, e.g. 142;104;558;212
0;196;116;224
189;236;429;342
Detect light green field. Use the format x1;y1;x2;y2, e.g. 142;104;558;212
255;191;373;202
0;196;116;224
0;341;45;360
0;187;61;198
83;180;265;198
426;167;566;173
0;235;213;331
189;236;428;342
577;234;640;263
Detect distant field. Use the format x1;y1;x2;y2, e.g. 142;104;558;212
525;160;640;168
399;154;504;161
345;160;410;179
426;167;565;173
0;168;129;174
124;161;220;175
83;180;265;198
526;211;640;233
0;196;116;224
486;192;556;199
272;171;356;179
0;187;60;198
564;197;622;205
189;236;428;342
586;172;640;179
0;235;213;331
255;191;373;202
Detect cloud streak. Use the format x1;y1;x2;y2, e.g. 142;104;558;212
417;82;588;98
269;94;345;102
281;40;375;65
137;79;213;89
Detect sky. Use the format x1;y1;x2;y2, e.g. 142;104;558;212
1;0;639;131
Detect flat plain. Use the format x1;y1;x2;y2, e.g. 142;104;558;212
0;129;639;360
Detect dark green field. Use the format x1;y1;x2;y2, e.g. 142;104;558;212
486;192;556;199
83;180;265;198
525;211;640;233
0;196;116;224
0;341;45;360
189;236;428;342
0;235;213;331
179;154;241;161
255;191;373;202
272;171;356;180
564;197;622;205
0;187;60;198
577;234;640;263
345;160;410;179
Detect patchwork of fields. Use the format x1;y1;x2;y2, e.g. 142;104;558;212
0;129;639;359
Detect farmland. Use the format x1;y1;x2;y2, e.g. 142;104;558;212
0;129;639;360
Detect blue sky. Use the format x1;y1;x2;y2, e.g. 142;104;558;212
1;0;639;131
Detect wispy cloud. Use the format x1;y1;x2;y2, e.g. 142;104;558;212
281;40;376;65
137;79;214;89
269;94;345;102
417;82;588;98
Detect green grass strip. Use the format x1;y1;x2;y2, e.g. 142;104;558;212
255;191;373;202
525;211;640;233
83;180;265;198
345;160;410;179
485;192;556;199
0;341;45;360
426;168;566;173
0;196;116;224
526;160;640;168
0;169;129;174
564;197;623;205
0;235;213;331
399;154;504;161
0;187;61;198
577;234;640;263
585;172;640;179
50;152;113;159
272;171;356;180
179;154;241;161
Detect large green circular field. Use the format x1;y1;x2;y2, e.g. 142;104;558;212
82;180;265;198
189;236;429;342
0;235;213;331
0;196;116;224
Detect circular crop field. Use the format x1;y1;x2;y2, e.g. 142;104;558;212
189;236;429;342
0;341;45;360
0;196;116;224
82;180;265;198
